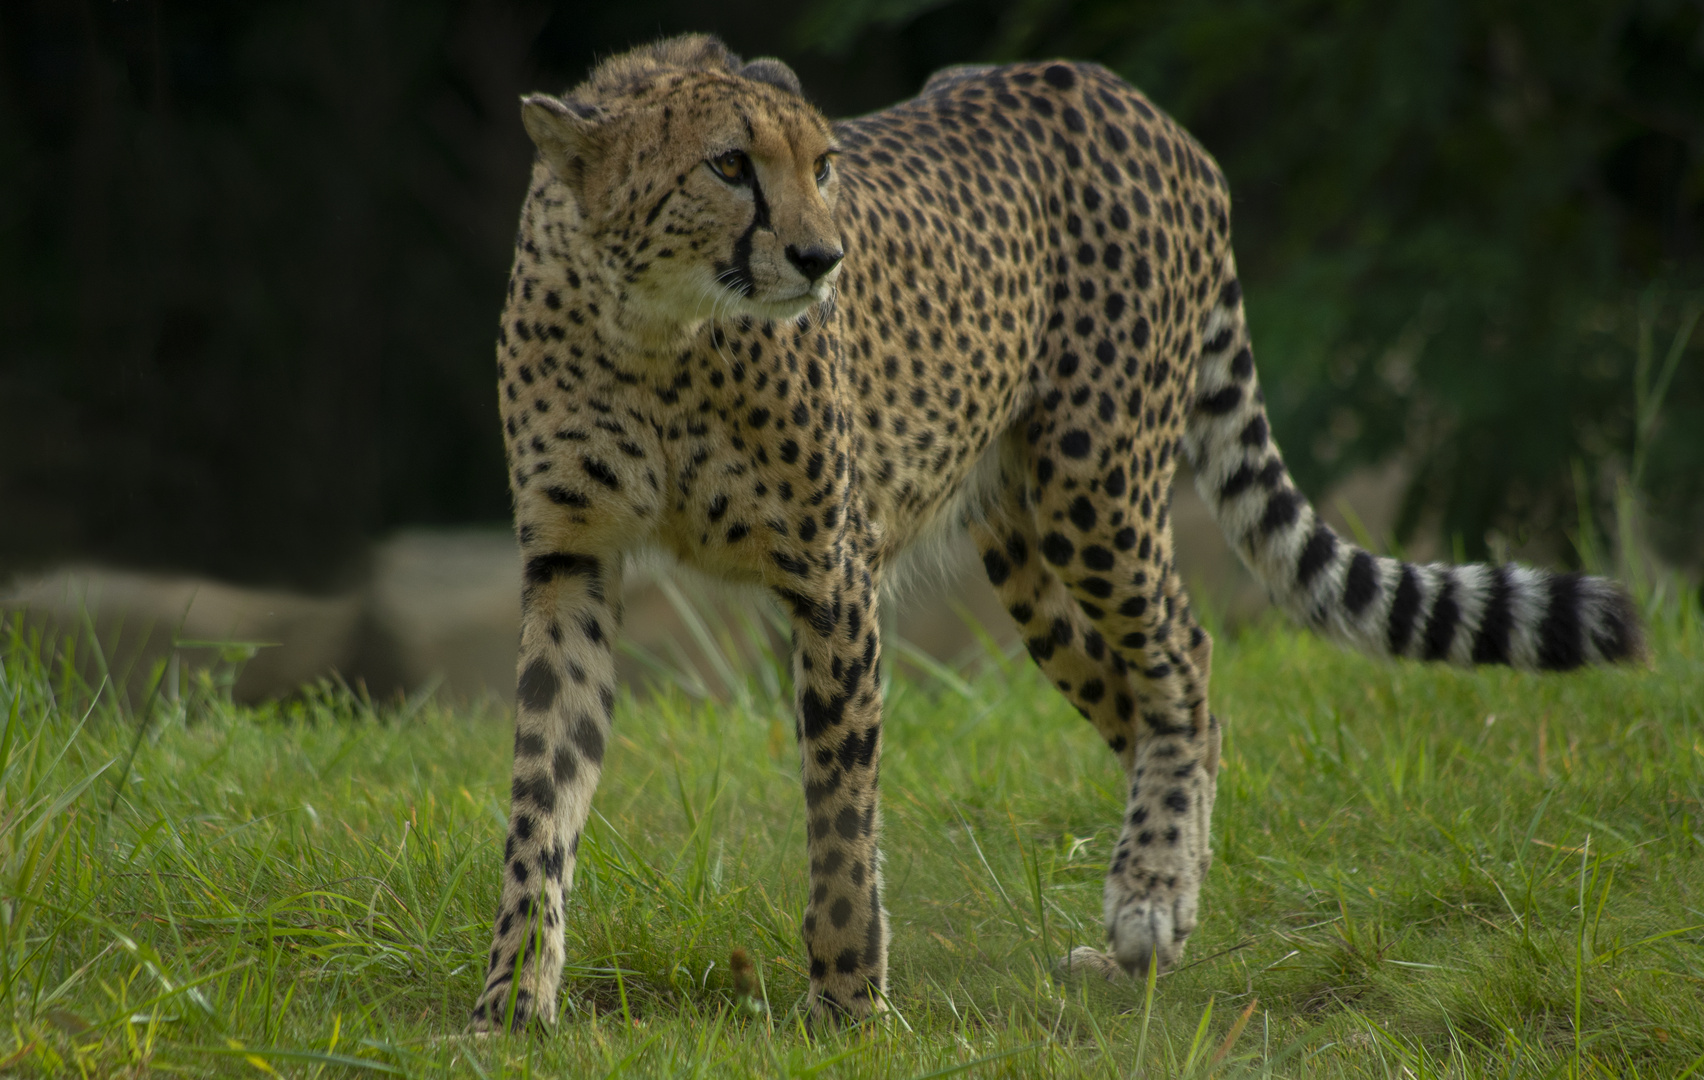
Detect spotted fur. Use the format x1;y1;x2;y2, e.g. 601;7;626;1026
471;34;1646;1030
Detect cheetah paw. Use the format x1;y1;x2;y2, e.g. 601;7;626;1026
467;984;546;1034
805;986;887;1028
1103;872;1199;976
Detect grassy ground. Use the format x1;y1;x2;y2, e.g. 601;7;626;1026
4;587;1703;1079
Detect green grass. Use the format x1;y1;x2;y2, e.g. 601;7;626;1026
4;591;1703;1079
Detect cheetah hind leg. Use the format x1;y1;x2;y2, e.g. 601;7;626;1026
971;492;1215;980
1095;570;1219;978
974;461;1220;980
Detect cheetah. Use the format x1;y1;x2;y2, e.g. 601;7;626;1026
472;34;1645;1029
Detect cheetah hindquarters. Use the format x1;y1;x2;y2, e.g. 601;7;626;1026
470;551;623;1031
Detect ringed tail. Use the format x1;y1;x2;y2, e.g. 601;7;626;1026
1182;264;1647;672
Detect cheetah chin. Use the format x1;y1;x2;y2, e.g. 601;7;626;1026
713;279;836;326
468;32;1645;1031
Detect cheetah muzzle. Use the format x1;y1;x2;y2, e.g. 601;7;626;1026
468;33;1647;1031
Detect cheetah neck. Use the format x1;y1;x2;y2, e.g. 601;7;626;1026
520;188;709;362
601;300;707;356
564;253;707;360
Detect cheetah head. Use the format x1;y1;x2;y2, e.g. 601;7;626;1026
521;36;844;336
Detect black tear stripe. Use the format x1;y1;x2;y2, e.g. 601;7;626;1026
719;177;772;298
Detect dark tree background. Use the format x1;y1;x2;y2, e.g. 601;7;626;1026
2;0;1699;591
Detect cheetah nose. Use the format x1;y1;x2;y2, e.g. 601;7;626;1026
785;244;844;282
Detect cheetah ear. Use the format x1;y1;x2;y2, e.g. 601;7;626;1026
521;93;606;184
739;57;802;97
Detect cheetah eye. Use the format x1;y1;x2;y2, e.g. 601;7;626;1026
709;151;751;184
814;154;832;183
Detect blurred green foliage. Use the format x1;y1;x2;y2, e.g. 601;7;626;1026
803;0;1704;568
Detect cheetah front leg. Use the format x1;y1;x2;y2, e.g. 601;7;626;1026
774;555;890;1022
469;549;623;1031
